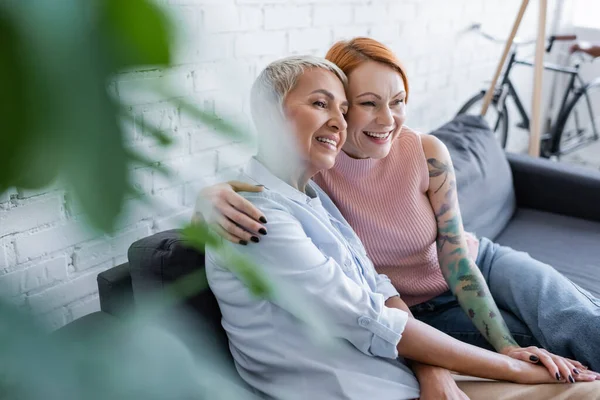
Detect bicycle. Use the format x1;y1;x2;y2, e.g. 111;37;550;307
457;24;600;158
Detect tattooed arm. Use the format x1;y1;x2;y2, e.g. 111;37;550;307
421;135;518;352
420;135;593;382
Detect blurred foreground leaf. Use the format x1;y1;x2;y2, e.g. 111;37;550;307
0;0;175;233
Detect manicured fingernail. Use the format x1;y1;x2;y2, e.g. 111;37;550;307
556;372;561;381
529;355;539;362
259;216;268;223
251;236;260;243
569;375;575;383
574;369;580;375
258;228;267;235
239;240;248;246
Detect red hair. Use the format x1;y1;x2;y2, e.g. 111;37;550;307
325;37;409;102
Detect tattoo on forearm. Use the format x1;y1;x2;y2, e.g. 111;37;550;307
427;158;451;193
503;335;518;347
458;275;484;292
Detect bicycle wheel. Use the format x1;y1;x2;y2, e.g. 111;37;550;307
552;81;600;157
457;91;509;148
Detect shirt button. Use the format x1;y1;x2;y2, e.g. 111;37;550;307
359;317;370;327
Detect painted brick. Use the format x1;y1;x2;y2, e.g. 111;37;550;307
234;31;287;57
189;128;235;152
22;256;69;294
236;0;286;3
37;307;69;332
177;150;219;183
264;6;311;30
110;225;152;258
68;294;101;321
217;143;254;171
0;196;63;237
353;4;388;24
15;220;96;264
129;167;154;197
135;104;179;141
154;209;193;232
0;268;21;297
313;5;353;26
26;266;104;314
72;238;112;272
169;0;234;4
203;5;263;33
196;33;235;61
0;188;15;204
388;2;419;21
369;24;401;43
288;28;332;53
332;25;371;41
192;65;221;92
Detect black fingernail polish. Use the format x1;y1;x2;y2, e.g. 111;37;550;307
529;355;539;362
239;240;248;246
259;228;267;235
259;216;267;223
556;372;561;381
574;369;580;375
569;375;575;383
251;236;260;243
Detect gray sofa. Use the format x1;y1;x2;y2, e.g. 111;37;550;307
73;115;600;374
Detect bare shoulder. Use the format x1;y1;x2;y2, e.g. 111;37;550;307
420;134;450;161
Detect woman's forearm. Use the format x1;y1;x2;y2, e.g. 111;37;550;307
397;317;520;382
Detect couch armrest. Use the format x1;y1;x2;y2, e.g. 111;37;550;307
506;152;600;223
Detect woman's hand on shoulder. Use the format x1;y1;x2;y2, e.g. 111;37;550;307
193;181;268;245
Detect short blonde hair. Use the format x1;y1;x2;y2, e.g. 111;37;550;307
250;55;347;130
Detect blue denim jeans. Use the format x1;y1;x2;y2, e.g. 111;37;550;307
410;237;600;370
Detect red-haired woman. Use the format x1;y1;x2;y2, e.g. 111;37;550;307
196;37;600;397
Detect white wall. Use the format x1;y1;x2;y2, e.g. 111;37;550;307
0;0;560;330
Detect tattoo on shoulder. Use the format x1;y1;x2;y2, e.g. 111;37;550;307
427;158;451;193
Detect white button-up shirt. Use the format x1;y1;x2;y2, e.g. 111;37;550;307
205;158;420;400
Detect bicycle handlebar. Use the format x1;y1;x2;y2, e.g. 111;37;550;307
469;24;577;52
552;34;577;41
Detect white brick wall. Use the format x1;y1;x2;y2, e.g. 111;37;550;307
0;0;563;330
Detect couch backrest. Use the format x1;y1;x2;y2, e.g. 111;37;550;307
126;229;230;356
431;114;516;241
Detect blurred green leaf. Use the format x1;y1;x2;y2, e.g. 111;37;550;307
182;223;274;298
0;7;55;192
122;110;174;147
101;0;171;69
182;222;221;249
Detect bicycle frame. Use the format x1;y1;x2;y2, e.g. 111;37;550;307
497;48;583;139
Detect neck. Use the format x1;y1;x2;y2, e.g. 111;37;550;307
256;152;315;193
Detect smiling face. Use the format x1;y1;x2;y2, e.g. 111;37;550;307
282;68;349;174
343;61;407;159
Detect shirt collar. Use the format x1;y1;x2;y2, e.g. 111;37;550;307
244;157;318;205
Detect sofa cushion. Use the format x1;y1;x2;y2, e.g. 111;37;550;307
127;229;228;353
495;208;600;298
430;114;516;241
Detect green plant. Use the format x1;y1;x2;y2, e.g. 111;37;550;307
0;1;267;398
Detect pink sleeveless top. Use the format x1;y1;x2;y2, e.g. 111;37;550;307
313;127;479;306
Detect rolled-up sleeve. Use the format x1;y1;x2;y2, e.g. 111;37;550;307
217;194;409;360
375;273;400;301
